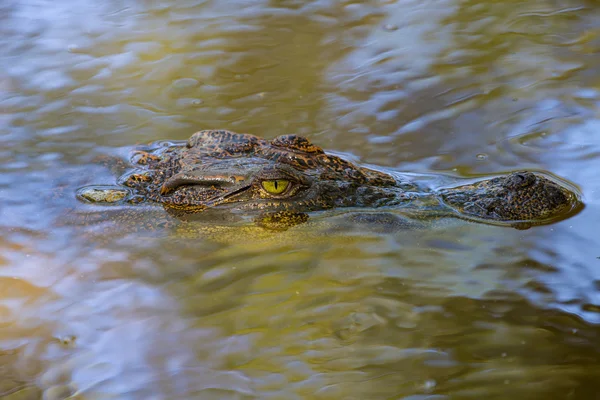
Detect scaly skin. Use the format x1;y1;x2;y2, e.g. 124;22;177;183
439;172;576;224
77;130;582;230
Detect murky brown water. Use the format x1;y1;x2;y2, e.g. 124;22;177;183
2;0;600;398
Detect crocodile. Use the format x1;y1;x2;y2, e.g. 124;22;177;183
77;130;582;230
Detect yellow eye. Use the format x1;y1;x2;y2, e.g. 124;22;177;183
261;179;290;195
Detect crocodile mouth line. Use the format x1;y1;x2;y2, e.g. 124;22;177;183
203;184;252;207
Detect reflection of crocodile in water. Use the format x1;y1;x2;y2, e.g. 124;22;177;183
77;130;582;230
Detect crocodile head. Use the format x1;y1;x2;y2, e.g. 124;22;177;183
439;171;581;228
79;131;582;230
123;130;404;218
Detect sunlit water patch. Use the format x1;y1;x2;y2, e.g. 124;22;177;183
1;0;600;398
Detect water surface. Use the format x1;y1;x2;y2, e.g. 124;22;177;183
1;0;600;398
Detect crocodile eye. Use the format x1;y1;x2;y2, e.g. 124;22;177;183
261;179;290;195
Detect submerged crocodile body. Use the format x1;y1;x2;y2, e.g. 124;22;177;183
78;130;582;230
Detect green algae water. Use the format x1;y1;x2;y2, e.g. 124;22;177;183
1;0;600;398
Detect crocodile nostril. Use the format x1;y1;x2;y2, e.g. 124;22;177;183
507;171;536;189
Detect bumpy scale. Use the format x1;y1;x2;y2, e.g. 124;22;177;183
78;130;582;230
